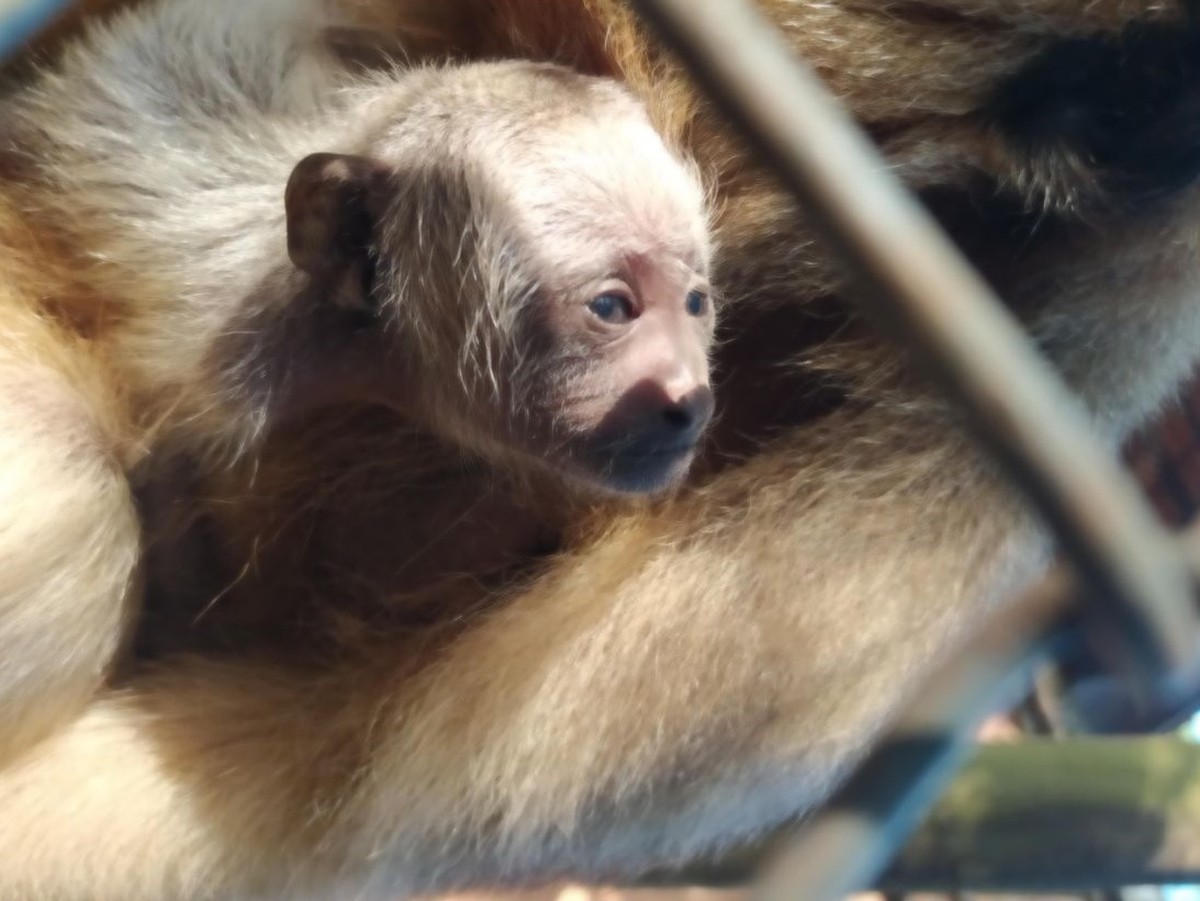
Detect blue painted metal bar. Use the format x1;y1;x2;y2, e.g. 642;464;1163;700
0;0;70;61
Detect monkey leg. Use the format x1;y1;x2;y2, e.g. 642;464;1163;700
0;302;140;764
0;409;1046;901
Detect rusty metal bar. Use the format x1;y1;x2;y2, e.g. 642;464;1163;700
631;0;1200;686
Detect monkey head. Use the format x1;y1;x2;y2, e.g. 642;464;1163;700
284;61;715;495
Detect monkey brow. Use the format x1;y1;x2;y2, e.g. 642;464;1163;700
675;253;708;278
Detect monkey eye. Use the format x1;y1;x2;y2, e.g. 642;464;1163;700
685;290;709;317
588;292;636;324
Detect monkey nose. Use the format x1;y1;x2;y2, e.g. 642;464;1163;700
659;387;715;444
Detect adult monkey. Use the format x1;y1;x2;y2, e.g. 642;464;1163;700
4;3;1200;901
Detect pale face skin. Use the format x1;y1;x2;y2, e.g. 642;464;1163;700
528;247;716;494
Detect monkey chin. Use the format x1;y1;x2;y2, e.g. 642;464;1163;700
572;443;700;497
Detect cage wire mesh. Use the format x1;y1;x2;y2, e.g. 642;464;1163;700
4;0;1200;898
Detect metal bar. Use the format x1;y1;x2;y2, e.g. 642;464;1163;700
633;567;1073;895
627;1;1200;897
639;737;1200;893
750;568;1075;901
879;737;1200;894
631;0;1200;686
0;0;69;60
635;527;1200;898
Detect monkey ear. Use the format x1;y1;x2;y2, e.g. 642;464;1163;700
285;152;391;312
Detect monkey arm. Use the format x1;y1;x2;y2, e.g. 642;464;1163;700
0;293;140;767
0;406;1043;901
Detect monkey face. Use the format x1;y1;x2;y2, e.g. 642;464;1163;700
452;72;716;495
510;249;718;496
283;60;715;495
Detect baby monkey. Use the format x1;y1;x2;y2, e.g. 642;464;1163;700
281;65;717;494
10;5;716;496
0;0;714;763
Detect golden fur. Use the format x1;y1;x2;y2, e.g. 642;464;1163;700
2;1;1200;899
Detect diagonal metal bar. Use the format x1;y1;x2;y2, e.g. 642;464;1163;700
0;0;69;60
629;0;1200;898
751;568;1075;901
639;735;1200;892
637;545;1197;898
631;0;1200;687
636;565;1076;898
878;736;1200;894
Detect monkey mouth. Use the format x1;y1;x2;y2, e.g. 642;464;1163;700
578;436;699;495
616;441;697;460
